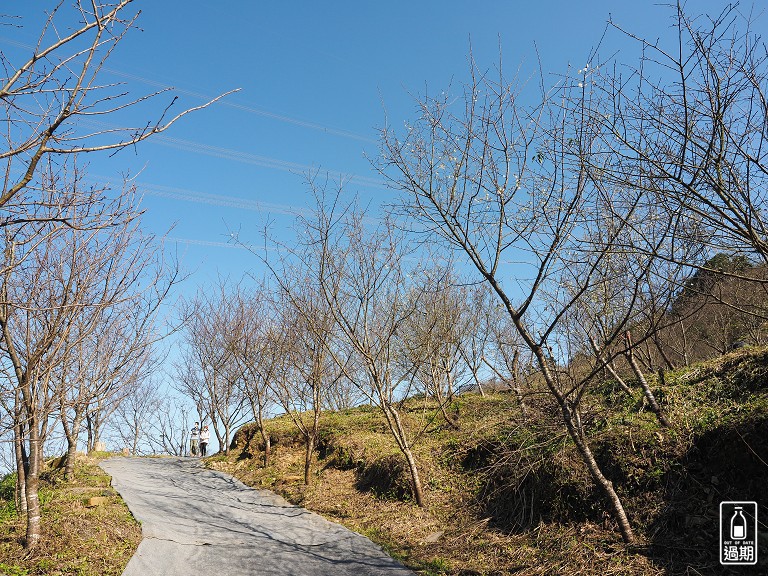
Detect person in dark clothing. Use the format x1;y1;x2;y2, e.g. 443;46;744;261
190;422;200;456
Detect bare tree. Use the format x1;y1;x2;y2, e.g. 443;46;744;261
1;0;233;217
299;190;430;507
2;222;75;546
399;264;471;429
270;280;340;485
665;258;768;361
55;210;172;476
1;192;115;546
228;285;279;466
482;311;529;418
0;2;233;548
110;378;163;456
584;3;768;266
377;56;665;542
0;164;178;547
457;283;497;397
176;282;249;456
147;393;192;456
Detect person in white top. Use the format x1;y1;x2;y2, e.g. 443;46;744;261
199;425;211;457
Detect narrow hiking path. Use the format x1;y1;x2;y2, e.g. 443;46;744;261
100;457;413;576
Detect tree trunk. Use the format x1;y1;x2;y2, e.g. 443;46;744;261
90;413;102;452
654;335;675;370
13;419;27;515
385;404;425;507
605;360;633;396
257;414;270;466
303;434;315;486
587;334;633;396
625;333;671;428
62;412;83;481
64;438;78;481
561;402;635;544
530;341;635;544
438;398;460;430
402;444;425;507
679;319;690;367
262;431;271;466
510;350;528;419
86;411;94;452
24;425;42;548
475;369;486;397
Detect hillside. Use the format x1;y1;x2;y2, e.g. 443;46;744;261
209;347;768;575
0;348;765;575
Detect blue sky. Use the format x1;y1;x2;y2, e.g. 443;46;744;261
3;1;745;288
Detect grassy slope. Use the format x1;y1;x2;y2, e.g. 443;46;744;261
0;453;140;576
209;347;768;576
0;347;764;575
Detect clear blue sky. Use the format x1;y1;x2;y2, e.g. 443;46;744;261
2;1;747;288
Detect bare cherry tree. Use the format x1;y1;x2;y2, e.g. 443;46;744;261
146;393;193;456
482;310;529;418
2;209;82;547
58;299;161;471
227;285;283;466
583;4;768;266
295;189;431;507
54;209;173;475
0;3;233;545
269;279;341;485
176;282;249;456
0;175;152;546
377;56;667;542
457;283;497;397
109;377;164;456
399;264;472;429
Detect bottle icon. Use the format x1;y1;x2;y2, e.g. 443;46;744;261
731;506;747;540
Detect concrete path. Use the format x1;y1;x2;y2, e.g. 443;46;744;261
100;457;413;576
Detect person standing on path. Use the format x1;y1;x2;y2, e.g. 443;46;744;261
190;422;200;456
199;425;210;457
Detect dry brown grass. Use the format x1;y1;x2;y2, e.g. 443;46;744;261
208;394;666;575
207;349;768;575
211;446;661;575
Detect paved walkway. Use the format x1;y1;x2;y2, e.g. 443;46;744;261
100;457;413;576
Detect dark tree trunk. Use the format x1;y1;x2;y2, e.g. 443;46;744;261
257;415;271;466
13;418;27;515
303;434;315;486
